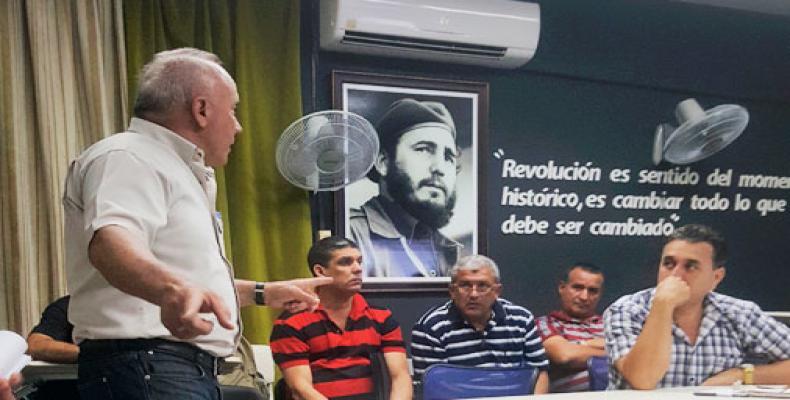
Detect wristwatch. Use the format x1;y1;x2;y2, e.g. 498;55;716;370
254;282;266;306
741;363;754;385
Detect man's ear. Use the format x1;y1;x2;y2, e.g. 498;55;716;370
192;97;209;129
374;152;388;177
711;266;726;291
313;264;327;277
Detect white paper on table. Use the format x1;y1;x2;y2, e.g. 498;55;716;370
694;386;790;398
0;330;32;379
693;387;742;397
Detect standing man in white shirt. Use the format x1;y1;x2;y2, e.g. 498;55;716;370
63;48;329;400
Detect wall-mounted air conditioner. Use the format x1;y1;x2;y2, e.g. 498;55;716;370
320;0;541;69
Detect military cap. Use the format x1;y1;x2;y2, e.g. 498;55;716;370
368;98;456;183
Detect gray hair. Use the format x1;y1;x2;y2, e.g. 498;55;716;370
449;255;501;283
132;48;234;119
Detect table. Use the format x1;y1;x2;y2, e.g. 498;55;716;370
467;386;790;399
16;361;78;398
20;360;77;382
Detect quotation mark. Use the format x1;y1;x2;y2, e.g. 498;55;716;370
670;213;681;222
493;148;505;159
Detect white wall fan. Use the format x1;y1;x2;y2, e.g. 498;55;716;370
652;98;749;165
276;110;379;192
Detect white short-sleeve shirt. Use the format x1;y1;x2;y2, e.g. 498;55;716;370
63;118;239;356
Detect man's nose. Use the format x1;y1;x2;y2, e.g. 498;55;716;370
670;267;686;278
578;290;590;301
429;155;446;176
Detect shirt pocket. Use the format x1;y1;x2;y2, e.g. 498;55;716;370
708;341;743;374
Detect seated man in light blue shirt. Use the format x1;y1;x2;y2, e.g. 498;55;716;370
605;224;790;389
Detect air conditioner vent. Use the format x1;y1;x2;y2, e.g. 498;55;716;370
342;31;508;59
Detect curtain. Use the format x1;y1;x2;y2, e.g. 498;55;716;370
0;0;127;332
123;0;313;343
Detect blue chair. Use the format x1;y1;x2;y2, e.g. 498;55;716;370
587;355;609;391
422;364;537;400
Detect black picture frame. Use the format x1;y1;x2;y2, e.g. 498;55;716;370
332;71;489;292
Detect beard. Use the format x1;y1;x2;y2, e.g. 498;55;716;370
385;166;457;229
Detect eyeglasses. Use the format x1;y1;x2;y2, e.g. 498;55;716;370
453;282;498;294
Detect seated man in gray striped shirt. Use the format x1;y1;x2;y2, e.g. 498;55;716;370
411;255;549;393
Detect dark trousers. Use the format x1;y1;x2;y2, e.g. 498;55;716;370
77;339;222;400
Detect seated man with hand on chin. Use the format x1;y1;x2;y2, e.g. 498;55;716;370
605;224;790;389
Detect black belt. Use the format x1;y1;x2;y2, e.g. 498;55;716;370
79;338;223;376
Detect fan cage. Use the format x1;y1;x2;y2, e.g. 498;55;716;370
663;104;748;165
276;110;379;191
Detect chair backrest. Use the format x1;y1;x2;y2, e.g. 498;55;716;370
250;344;275;399
422;364;537;400
274;379;293;400
766;311;790;327
370;351;391;400
250;345;275;385
587;355;609;391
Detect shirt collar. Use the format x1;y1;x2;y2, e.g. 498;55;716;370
350;293;371;319
447;298;506;327
378;195;423;240
697;292;725;341
548;309;602;324
128;117;207;168
316;293;370;319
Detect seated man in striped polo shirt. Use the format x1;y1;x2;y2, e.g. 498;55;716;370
537;263;606;392
411;255;550;394
270;236;412;400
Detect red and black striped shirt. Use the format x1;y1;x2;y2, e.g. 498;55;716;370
270;293;405;400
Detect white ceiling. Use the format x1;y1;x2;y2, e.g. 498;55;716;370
675;0;790;17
